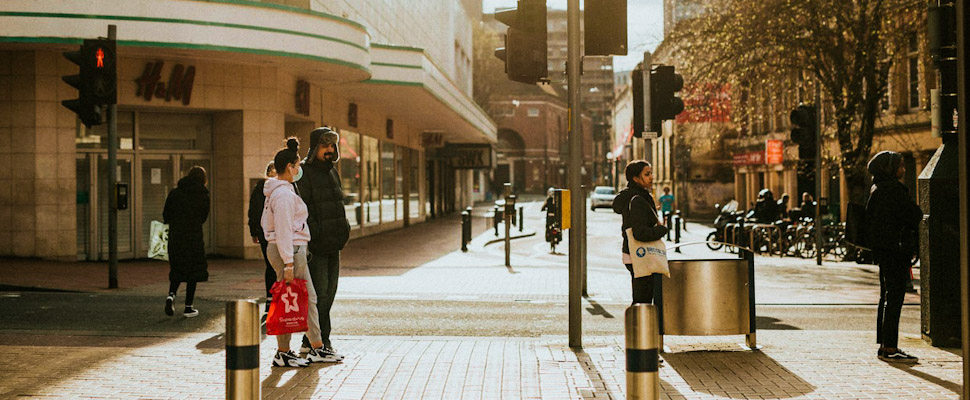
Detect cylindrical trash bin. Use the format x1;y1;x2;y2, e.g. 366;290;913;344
625;304;660;400
226;300;260;400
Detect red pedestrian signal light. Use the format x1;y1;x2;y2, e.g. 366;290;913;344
61;39;116;128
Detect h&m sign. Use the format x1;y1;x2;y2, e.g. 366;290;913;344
445;144;493;169
136;61;196;105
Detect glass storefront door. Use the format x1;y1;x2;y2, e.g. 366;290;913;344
138;156;174;257
97;154;135;259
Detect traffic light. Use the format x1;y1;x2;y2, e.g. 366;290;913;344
494;0;548;84
584;0;627;56
631;65;647;138
789;104;817;159
62;39;116;128
649;65;684;136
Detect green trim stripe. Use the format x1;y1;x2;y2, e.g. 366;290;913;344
0;11;367;50
372;43;423;52
0;37;370;73
372;62;422;70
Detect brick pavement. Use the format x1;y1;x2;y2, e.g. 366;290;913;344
0;201;961;399
0;331;960;399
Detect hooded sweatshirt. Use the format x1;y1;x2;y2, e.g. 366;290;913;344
261;177;311;264
863;151;922;256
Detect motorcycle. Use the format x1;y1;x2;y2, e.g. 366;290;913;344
706;200;741;250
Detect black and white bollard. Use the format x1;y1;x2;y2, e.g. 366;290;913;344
226;300;260;400
461;210;471;252
625;304;660;400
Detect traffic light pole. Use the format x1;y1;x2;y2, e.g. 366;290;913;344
814;86;822;266
955;0;970;394
567;0;583;349
107;25;118;289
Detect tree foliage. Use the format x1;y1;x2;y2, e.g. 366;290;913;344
665;0;923;201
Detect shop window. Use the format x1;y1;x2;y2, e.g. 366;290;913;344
338;130;361;227
410;149;421;219
362;135;380;226
138;112;212;150
77;111;134;149
395;146;405;220
381;142;396;222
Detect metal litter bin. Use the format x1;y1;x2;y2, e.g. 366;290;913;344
655;250;757;350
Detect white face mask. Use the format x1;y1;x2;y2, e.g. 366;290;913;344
293;166;304;182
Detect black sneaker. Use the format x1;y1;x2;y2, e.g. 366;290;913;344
879;349;918;363
165;294;175;316
183;306;199;318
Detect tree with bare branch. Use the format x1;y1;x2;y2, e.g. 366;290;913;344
665;0;923;202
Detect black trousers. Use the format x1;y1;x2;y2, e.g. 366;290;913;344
303;250;340;348
876;253;910;349
259;240;274;299
625;264;656;304
168;281;196;306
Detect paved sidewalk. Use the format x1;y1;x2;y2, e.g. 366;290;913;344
0;204;959;399
0;331;960;399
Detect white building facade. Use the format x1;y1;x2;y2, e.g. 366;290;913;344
0;0;495;260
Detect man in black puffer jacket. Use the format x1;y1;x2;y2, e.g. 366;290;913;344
864;150;922;364
296;127;351;361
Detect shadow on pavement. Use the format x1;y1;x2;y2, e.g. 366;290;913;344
262;362;324;399
584;299;615;319
888;362;963;395
756;316;800;330
663;349;815;398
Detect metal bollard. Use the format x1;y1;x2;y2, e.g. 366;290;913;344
505;200;513;267
226;300;260;400
518;206;524;232
664;211;671;241
493;206;500;236
674;212;681;253
461;211;470;252
625;304;660;400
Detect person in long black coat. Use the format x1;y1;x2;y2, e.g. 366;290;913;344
612;160;667;305
163;166;210;318
864;150;922;363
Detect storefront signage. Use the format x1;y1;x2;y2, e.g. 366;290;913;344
295;80;310;116
136;61;195;105
348;103;358;127
422;132;444;148
733;151;764;166
765;140;784;164
386;119;394;139
446;144;493;169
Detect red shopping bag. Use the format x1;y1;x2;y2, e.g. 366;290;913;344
266;279;309;335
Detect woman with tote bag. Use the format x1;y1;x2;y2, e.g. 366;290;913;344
612;160;668;305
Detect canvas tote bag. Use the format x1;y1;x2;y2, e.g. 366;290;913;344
626;196;669;278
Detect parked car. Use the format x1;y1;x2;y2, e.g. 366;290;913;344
589;186;617;210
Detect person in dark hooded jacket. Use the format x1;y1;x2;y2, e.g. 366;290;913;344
163;166;210;318
612;160;667;304
864;150;922;363
296;126;351;360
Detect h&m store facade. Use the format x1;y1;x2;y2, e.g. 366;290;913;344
0;0;496;260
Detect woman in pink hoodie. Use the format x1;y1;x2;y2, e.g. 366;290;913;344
261;138;329;367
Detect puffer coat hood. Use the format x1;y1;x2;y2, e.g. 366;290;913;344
306;127;340;165
868;150;903;183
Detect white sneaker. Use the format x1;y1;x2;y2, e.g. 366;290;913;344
272;350;309;368
306;347;341;363
322;346;345;360
183;306;199;318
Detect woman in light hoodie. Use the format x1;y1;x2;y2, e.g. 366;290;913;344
261;138;330;367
